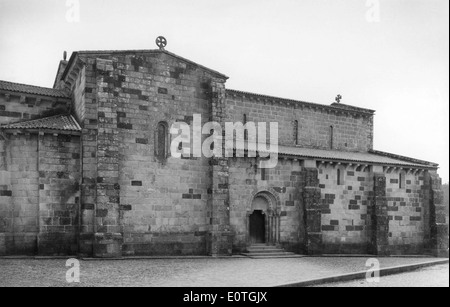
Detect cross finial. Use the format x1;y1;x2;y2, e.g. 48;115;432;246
335;94;342;103
156;36;167;50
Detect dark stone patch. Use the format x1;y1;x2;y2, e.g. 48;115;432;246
410;216;422;221
96;209;108;218
192;194;202;200
158;87;168;95
319;184;326;189
347;171;355;176
0;111;21;118
120;205;132;211
395;216;403;221
348;186;353;191
285;201;294;207
390;179;399;184
117;111;126;118
139;105;148;111
182;194;192;199
123;88;142;96
357;177;365;182
218;184;228;189
0;190;12;197
322;225;336;231
330;220;339;226
117;123;133;130
349;205;360;210
82;204;95;210
131;181;142;186
136;138;149;145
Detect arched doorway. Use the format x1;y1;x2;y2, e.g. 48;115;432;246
247;193;280;246
249;210;266;244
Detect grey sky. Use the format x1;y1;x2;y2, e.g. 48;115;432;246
0;0;448;182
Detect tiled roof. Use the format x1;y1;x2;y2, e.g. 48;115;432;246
1;114;81;132
235;143;436;168
0;80;69;98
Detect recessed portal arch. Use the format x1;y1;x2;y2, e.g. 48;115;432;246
247;190;281;246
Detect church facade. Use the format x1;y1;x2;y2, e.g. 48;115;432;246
0;43;448;258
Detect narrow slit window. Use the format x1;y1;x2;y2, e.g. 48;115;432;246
244;114;248;141
261;168;268;181
337;168;344;185
330;126;334;150
156;122;168;160
294;120;299;145
399;172;406;189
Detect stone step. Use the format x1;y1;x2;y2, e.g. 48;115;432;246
247;245;281;250
243;251;295;256
242;252;305;259
246;248;287;254
249;254;305;259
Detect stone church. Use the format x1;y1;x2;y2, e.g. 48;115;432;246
0;39;448;258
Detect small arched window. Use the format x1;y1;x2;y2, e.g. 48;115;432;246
155;122;169;160
294;120;299;145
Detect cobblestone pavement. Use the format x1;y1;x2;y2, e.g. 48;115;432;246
0;257;444;287
313;263;449;287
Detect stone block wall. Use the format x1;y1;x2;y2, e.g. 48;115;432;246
225;93;373;152
228;158;304;253
318;166;373;254
0;91;70;125
37;134;81;255
0;134;81;255
67;51;229;256
385;172;428;254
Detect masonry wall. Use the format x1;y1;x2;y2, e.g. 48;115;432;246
229;158;305;253
385;172;430;255
0;92;70;125
318;166;373;254
0;134;80;255
70;51;228;256
225;94;373;152
37;134;81;255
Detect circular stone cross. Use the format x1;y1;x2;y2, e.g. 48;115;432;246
156;36;167;50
